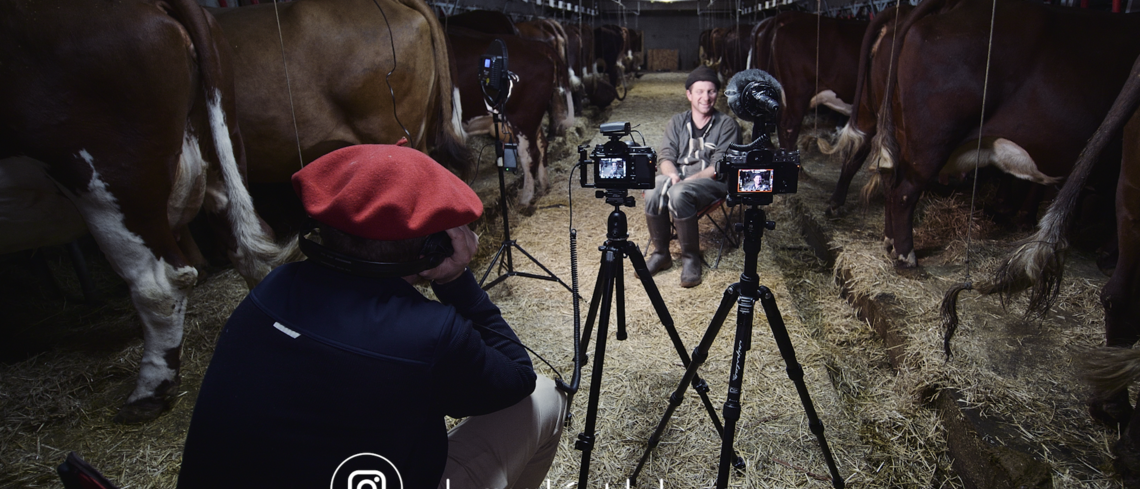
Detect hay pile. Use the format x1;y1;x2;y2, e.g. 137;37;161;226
0;72;1120;489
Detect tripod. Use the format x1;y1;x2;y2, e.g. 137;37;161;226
630;205;844;489
478;109;572;294
574;189;743;488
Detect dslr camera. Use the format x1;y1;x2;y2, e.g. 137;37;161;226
717;145;800;206
716;69;800;206
578;122;657;190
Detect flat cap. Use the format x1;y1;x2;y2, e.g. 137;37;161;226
686;65;721;91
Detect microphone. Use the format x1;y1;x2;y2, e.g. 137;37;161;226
724;69;783;125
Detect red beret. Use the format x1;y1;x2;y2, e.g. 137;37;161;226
291;145;482;241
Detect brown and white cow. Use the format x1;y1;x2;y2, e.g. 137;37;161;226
869;0;1140;267
749;12;868;150
0;0;295;422
944;50;1140;483
448;26;571;206
515;18;576;136
210;0;469;228
818;4;912;212
708;23;752;80
595;24;628;97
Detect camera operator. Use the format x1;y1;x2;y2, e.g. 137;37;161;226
177;145;567;489
644;65;741;287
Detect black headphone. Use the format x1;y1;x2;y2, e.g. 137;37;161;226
298;223;454;279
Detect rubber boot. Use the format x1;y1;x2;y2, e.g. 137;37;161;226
644;211;673;274
675;215;703;288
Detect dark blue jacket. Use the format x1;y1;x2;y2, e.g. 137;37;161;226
177;262;536;488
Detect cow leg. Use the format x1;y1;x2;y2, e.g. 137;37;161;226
515;131;539;207
885;170;930;268
1093;115;1140;431
779;86;807;151
63;153;197;424
828;138;872;214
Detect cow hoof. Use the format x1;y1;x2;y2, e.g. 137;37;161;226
113;396;171;424
895;250;917;268
1090;396;1133;427
1114;437;1140;488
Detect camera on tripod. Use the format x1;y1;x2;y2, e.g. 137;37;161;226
577;122;658;190
717;146;799;206
480;39;518;172
715;69;801;206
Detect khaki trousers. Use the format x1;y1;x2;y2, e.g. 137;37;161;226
438;375;568;489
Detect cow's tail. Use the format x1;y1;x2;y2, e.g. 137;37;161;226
747;18;775;74
866;0;951;177
818;7;902;160
818;124;865;158
167;0;300;285
403;0;472;179
550;48;576;136
1081;347;1140;398
940;52;1140;357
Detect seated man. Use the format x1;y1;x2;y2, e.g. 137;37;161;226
177;145;567;489
644;65;741;288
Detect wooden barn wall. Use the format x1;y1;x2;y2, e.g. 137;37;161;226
635;12;743;71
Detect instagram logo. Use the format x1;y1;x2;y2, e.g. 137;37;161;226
348;470;386;489
331;453;403;489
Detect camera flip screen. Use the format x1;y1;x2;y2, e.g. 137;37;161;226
599;157;627;179
738;168;774;193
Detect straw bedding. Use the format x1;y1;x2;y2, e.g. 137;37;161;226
0;73;1119;488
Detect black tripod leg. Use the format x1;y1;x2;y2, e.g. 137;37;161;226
624;241;743;467
716;290;757;489
579;249;608;363
758;285;845;489
577;249;619;488
616;251;627;340
478;242;509;287
630;283;740;485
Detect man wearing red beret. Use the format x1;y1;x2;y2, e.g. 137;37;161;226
177;145;567;489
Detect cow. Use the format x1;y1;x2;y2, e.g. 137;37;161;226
209;0;469;232
748;13;868;150
563;21;595;111
0;0;296;422
442;10;575;140
515;18;577;136
817;4;912;212
517;18;569;66
626;28;645;76
867;0;1140;267
944;51;1140;484
706;24;752;80
562;21;620;110
448;26;571;207
442;7;518;35
595;24;628;99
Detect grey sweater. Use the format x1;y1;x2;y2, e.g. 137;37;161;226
657;109;741;178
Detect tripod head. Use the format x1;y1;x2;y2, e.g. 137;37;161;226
592;188;636;242
594;188;635;208
736;204;776;286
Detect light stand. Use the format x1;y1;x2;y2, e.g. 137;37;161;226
574;188;744;488
630;205;845;489
475;40;571;294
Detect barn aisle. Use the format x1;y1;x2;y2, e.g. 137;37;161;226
0;72;1118;489
473;72;867;488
